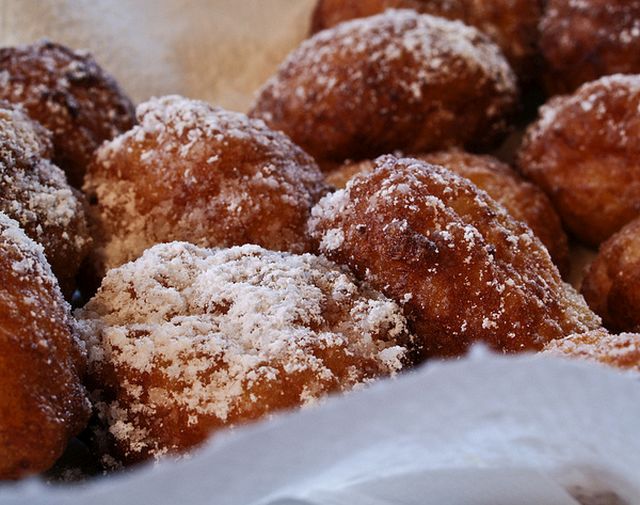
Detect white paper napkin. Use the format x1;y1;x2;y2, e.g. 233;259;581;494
1;354;638;505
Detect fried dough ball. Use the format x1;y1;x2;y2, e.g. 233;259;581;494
84;95;328;279
540;0;640;95
517;75;640;247
75;242;413;463
310;0;543;83
0;213;90;479
250;10;518;166
309;156;601;358
0;102;91;297
327;150;570;276
543;329;640;374
581;217;640;333
0;40;136;187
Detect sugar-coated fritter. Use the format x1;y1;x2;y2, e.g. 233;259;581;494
327;150;570;276
0;40;135;186
0;102;90;296
310;156;600;358
540;0;640;94
75;242;414;463
84;95;328;280
543;329;640;374
0;213;90;479
582;217;640;333
517;75;640;247
251;10;517;166
310;0;543;82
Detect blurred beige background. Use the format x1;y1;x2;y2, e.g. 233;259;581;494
0;0;315;111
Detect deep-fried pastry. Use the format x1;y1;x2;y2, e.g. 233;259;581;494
309;155;600;358
0;213;90;479
84;95;328;279
75;242;413;463
543;329;640;374
540;0;640;94
251;10;517;166
582;217;640;333
0;102;90;296
0;40;135;186
517;74;640;247
310;0;543;83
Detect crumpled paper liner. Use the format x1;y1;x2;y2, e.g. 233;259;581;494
1;354;638;504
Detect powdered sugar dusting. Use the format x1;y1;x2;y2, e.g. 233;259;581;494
0;211;50;280
0;106;85;244
544;0;640;47
251;9;517;161
541;0;640;92
75;242;412;460
0;103;90;289
320;227;344;251
85;95;327;274
278;9;516;99
517;73;640;245
0;40;135;186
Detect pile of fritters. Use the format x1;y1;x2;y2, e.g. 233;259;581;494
3;0;640;479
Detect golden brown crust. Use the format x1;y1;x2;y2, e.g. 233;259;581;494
517;75;640;247
310;156;600;358
543;329;640;374
540;0;640;95
0;213;90;479
84;95;328;280
0;102;91;297
419;151;570;277
252;10;518;166
581;217;640;333
327;150;570;277
0;40;136;187
76;243;413;463
310;0;543;82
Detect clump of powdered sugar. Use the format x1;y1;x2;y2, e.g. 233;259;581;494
0;211;51;281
